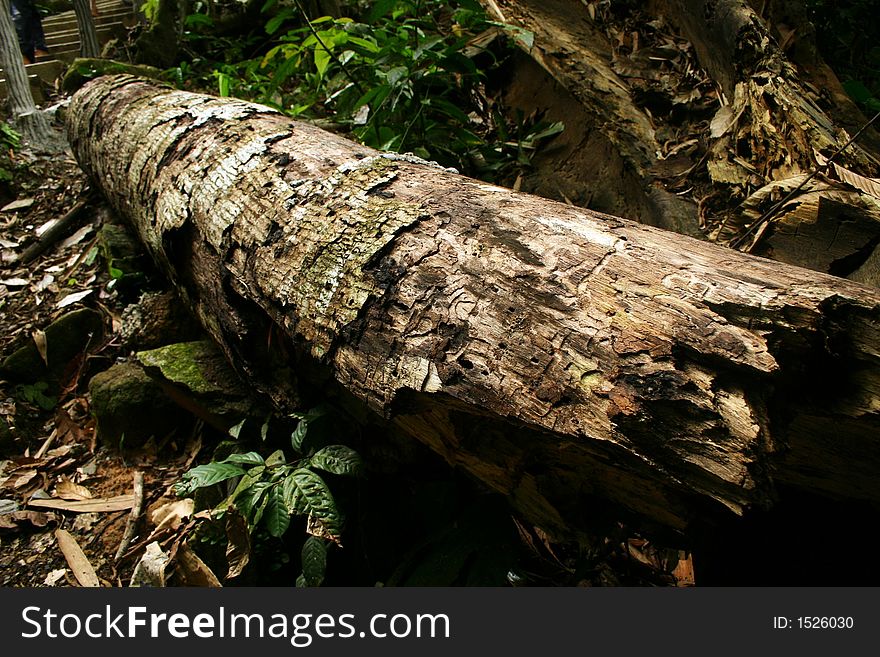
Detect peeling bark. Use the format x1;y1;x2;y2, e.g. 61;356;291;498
67;76;880;536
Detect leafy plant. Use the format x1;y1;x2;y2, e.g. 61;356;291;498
0;123;21;182
174;404;363;584
172;0;563;183
16;381;57;411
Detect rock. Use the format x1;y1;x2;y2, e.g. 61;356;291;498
136;341;258;420
88;362;189;449
120;291;203;350
1;308;103;383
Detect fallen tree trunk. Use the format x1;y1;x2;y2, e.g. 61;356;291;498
67;76;880;536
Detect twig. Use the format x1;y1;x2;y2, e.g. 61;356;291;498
731;109;880;251
33;428;58;459
11;193;95;266
115;471;145;561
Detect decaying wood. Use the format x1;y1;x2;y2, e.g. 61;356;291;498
478;0;880;282
67;76;880;536
12;196;93;266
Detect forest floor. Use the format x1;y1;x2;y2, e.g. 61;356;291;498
0;137;201;586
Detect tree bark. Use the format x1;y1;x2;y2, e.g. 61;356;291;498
67;76;880;537
479;0;880;282
0;0;58;150
73;0;101;59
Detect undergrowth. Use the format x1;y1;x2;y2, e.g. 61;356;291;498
170;0;563;183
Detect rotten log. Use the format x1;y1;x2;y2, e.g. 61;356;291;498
66;76;880;537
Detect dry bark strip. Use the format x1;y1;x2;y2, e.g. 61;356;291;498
66;76;880;536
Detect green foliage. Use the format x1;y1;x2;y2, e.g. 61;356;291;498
174;405;363;583
15;381;57;411
300;536;328;586
0;123;21;182
1;123;22;151
172;0;563;182
140;0;162;24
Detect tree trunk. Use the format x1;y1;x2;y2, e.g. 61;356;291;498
67;76;880;537
0;0;58;150
73;0;101;59
479;0;880;283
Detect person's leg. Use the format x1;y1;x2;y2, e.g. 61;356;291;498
10;0;35;64
33;9;49;57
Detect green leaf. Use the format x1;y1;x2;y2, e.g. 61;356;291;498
218;72;230;97
291;418;309;452
314;47;332;78
265;449;287;468
218;470;262;511
174;463;245;496
309;445;363;477
265;8;294;35
223;452;265;466
238;481;272;525
301;536;327;586
367;0;398;22
184;13;213;28
527;121;565;142
281;473;309;515
264;486;291;537
290;468;342;537
347;36;380;53
228;419;246;439
295;573;307;587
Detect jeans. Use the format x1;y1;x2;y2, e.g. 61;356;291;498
10;0;48;63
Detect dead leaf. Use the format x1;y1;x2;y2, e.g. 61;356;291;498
0;277;29;287
36;218;59;237
59;226;93;250
55;529;101;587
709;105;735;138
10;469;39;490
32;329;49;367
130;542;169;587
830;161;880;199
29;494;134;513
1;198;35;212
673;551;696;586
0;510;57;531
149;498;194;537
33;273;54;292
225;509;251;580
56;289;93;309
55;478;94;501
44;568;68;586
174;543;222;587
